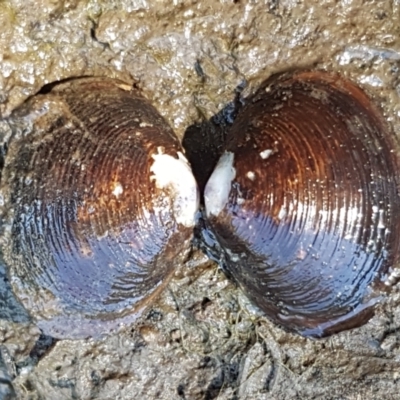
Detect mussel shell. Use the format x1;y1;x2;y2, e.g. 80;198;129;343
204;70;400;337
0;77;198;339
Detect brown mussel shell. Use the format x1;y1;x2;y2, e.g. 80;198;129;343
0;77;198;339
204;70;400;338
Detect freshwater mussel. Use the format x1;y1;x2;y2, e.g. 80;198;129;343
203;70;400;338
0;77;199;339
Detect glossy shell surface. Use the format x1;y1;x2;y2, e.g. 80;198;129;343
0;77;199;339
204;70;400;338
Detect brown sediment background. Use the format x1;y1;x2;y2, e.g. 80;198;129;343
1;0;400;399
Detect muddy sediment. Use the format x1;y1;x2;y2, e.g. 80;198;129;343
1;0;400;399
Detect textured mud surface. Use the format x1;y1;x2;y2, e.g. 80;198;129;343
1;0;400;399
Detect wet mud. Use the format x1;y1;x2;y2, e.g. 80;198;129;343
1;0;400;399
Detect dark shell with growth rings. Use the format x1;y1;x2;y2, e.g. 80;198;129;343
203;70;400;338
0;77;199;339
